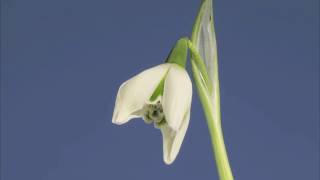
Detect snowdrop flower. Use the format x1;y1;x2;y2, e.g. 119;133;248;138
112;63;192;164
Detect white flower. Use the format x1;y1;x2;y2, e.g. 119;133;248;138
112;63;192;164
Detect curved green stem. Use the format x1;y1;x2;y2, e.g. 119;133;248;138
188;0;234;179
187;40;212;93
191;59;234;180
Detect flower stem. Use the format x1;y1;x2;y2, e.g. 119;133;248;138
191;59;234;180
188;0;234;179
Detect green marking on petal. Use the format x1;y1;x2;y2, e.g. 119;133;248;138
149;76;166;102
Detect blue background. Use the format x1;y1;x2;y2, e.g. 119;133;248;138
1;0;319;179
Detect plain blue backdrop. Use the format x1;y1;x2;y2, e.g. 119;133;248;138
1;0;319;179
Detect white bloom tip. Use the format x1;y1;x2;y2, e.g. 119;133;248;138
164;158;174;165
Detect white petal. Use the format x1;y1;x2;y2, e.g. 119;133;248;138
161;110;190;165
112;64;170;125
162;64;192;131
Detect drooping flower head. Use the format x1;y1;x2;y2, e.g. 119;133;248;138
112;38;192;164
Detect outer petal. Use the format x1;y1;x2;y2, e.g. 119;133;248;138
161;109;190;165
162;64;192;131
112;64;170;125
